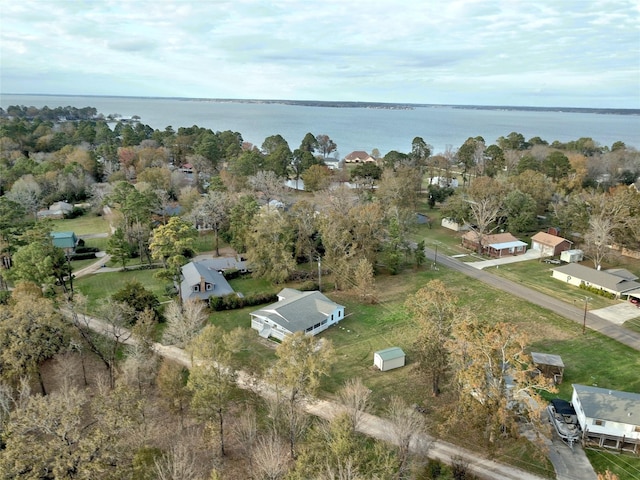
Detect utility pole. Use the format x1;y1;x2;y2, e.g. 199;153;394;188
434;243;438;267
582;296;591;334
317;256;322;292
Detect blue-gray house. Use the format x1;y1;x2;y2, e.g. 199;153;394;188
180;260;236;303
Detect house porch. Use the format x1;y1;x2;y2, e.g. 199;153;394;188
582;430;640;454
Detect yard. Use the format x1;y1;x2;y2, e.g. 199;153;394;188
68;208;640;477
50;213;111;235
73;258;640;410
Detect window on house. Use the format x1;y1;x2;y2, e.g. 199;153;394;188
206;284;212;291
193;285;200;292
594;419;605;426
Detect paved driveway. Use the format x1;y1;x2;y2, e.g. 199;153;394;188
468;249;544;269
591;302;640;325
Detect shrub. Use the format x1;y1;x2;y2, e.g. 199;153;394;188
75;246;99;254
0;291;12;305
298;280;318;291
579;283;616;299
421;459;443;479
208;292;278;311
112;280;160;323
71;252;97;261
64;207;86;219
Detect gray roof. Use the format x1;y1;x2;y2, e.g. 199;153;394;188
531;352;564;368
199;257;247;272
606;268;638;281
573;384;640;424
552;263;640;293
251;289;343;334
375;347;405;361
180;260;235;302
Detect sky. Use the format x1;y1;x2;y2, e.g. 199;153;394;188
1;0;639;108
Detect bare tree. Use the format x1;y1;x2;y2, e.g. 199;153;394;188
583;216;614;270
67;296;133;389
188;191;230;256
162;299;208;347
387;396;425;479
248;170;286;210
231;406;258;473
464;177;505;254
6;175;42;220
154;442;207;480
337;377;372;432
252;431;291;480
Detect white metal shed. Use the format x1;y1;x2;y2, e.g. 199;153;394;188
560;249;584;263
374;347;406;371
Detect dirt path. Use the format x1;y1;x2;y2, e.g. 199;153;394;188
63;310;549;480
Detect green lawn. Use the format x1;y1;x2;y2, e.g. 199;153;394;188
74;267;174;309
50;214;111;235
70;214;640;477
488;259;618;310
585;448;640;479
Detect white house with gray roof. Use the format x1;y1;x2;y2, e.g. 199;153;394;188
180;260;236;303
551;263;640;299
571;384;640;453
250;288;345;340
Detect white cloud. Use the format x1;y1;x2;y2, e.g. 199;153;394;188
0;0;638;107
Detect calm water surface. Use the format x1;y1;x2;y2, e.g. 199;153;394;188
2;94;639;156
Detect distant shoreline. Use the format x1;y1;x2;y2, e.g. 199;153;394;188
2;93;638;116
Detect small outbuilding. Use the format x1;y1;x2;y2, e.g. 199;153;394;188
51;231;78;255
441;217;470;232
374;347;406;372
560;249;584;263
531;352;565;384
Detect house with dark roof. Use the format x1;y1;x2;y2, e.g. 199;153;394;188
461;231;528;257
180;260;236;303
530;232;572;257
551;263;640;299
571;384;640;453
344;151;376;163
250;288;345;340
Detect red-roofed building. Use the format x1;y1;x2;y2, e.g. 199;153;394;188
344;151;376;163
531;231;572;257
461;231;528;257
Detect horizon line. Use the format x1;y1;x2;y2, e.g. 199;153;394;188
2;92;638;113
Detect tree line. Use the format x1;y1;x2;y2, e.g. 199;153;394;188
0;104;637;479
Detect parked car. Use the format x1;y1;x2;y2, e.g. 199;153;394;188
630;297;640;307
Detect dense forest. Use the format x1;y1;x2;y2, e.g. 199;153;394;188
0;105;638;479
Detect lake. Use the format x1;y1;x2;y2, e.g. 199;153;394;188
2;94;639;156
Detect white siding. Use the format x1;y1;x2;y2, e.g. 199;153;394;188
552;270;582;287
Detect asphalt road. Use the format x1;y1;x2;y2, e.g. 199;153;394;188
425;247;640;352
